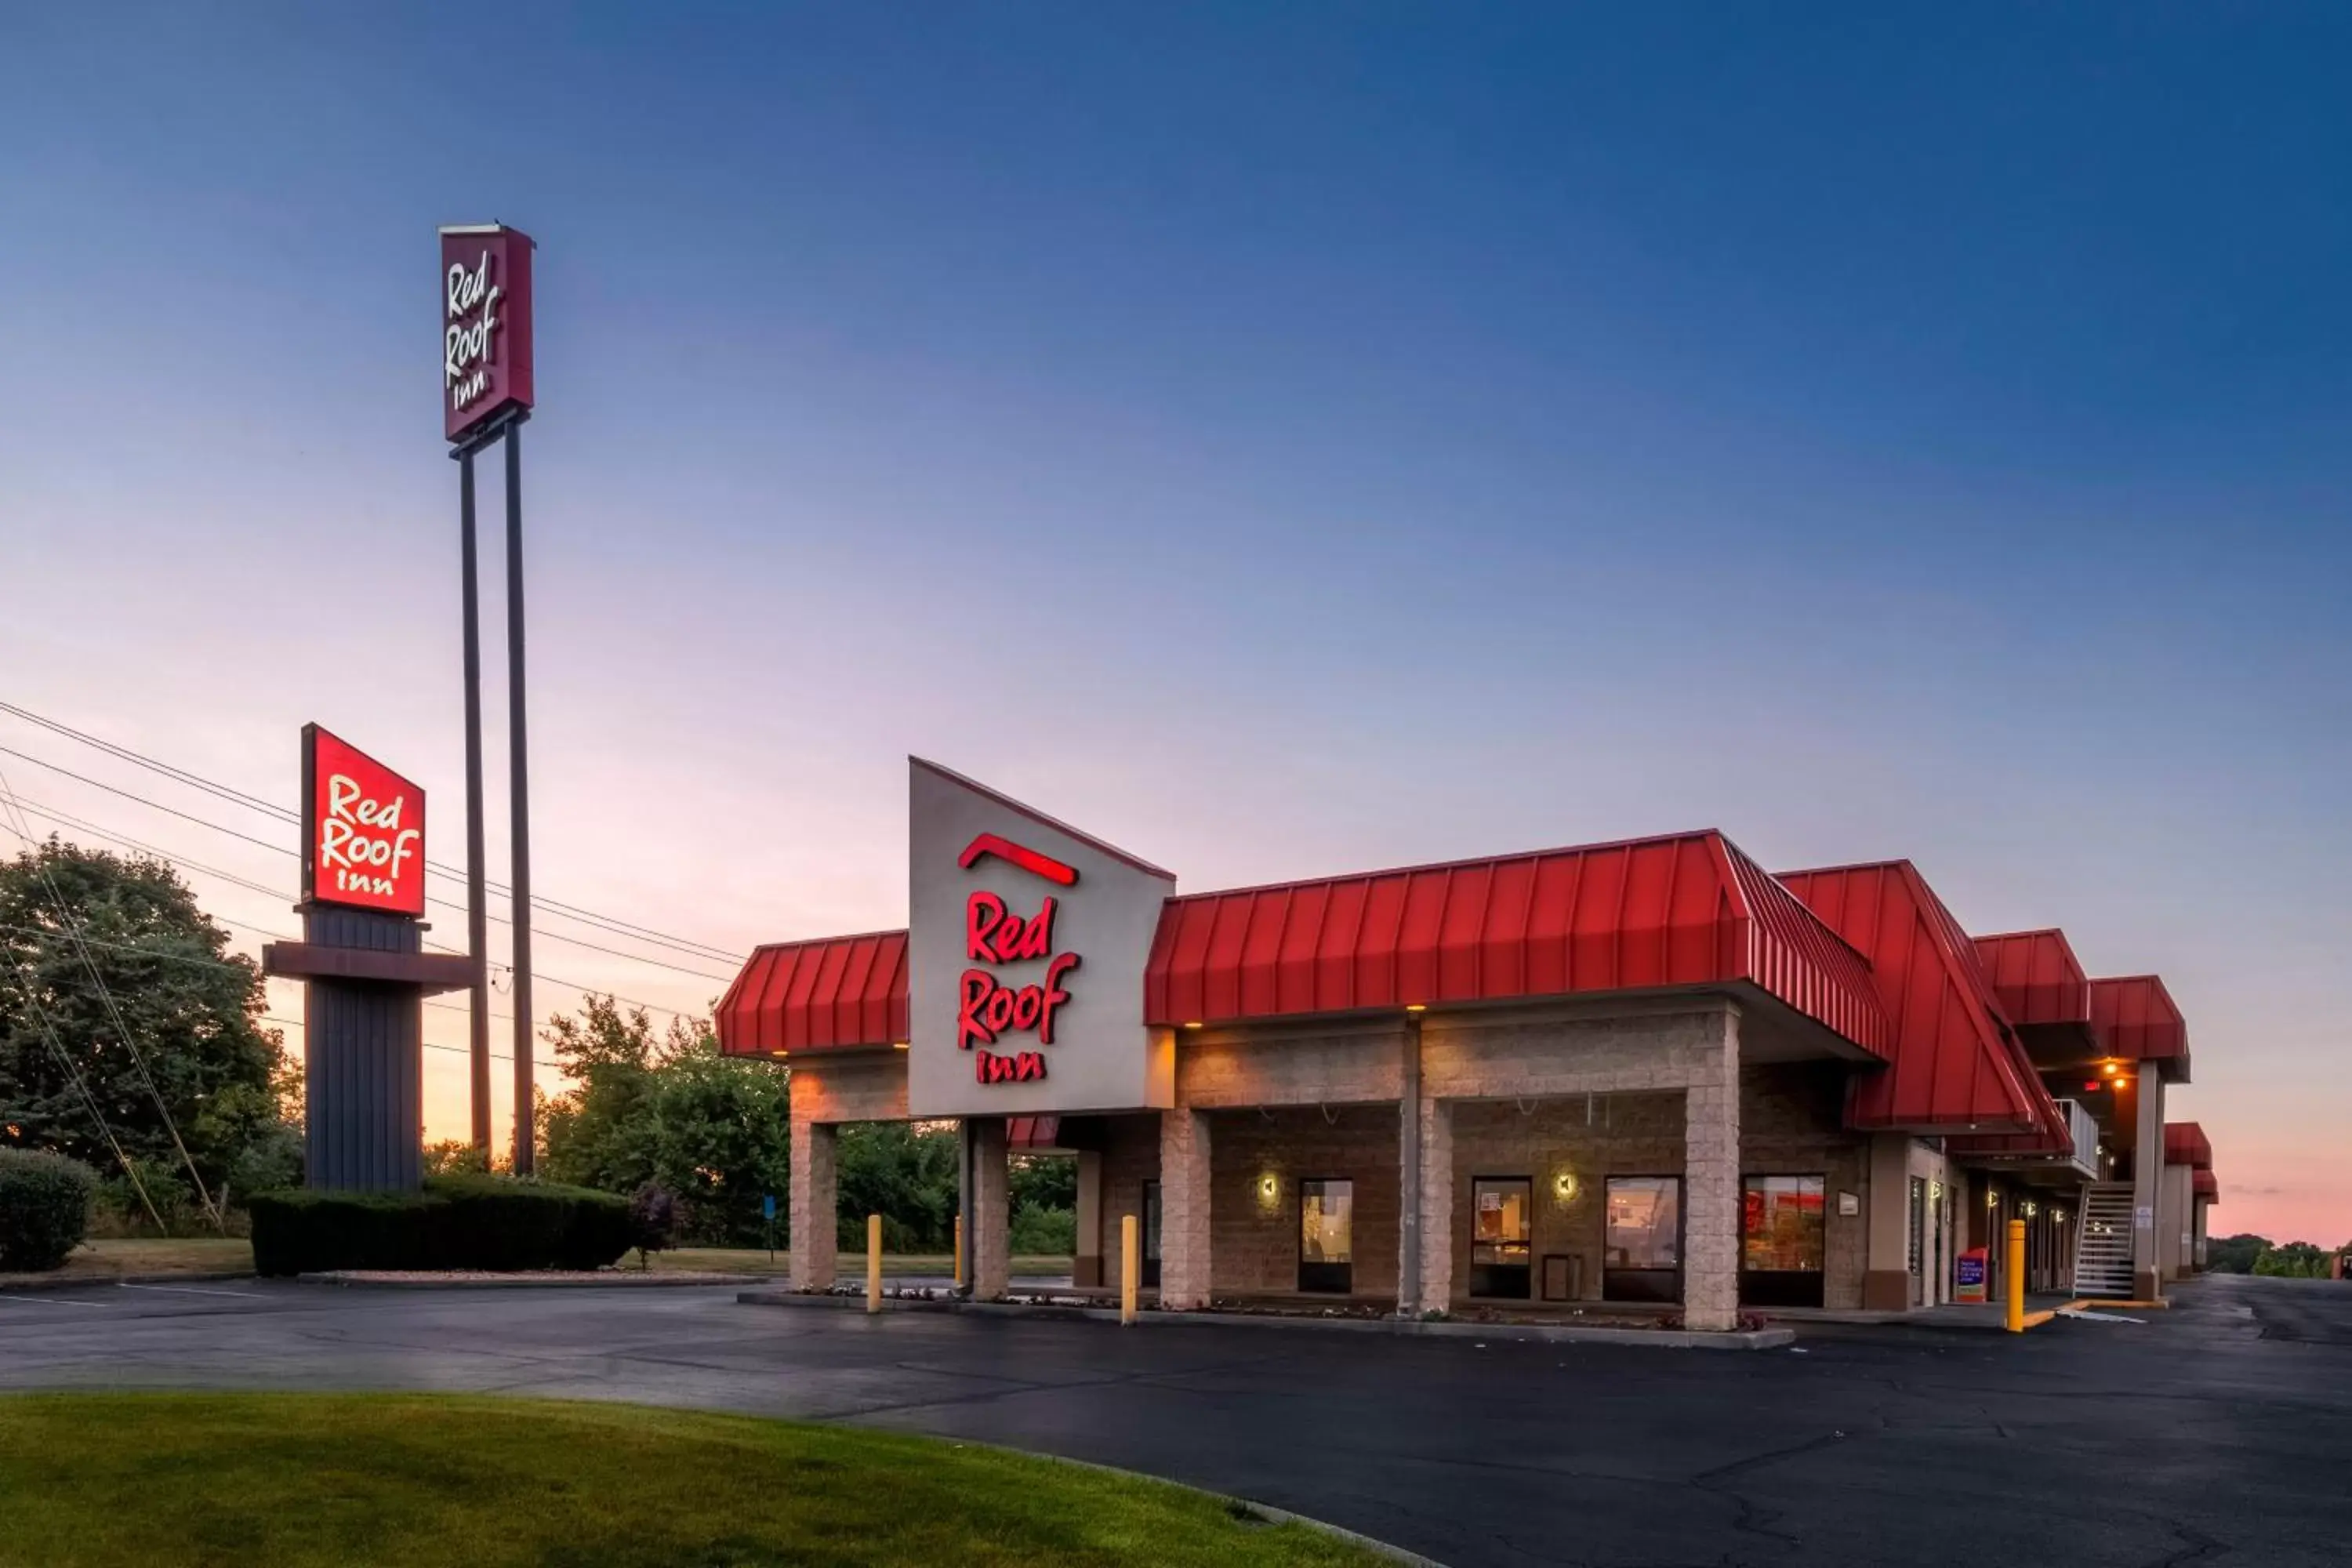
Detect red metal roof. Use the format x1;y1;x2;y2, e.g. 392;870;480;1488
1142;831;1889;1053
2193;1168;2219;1200
1778;862;2058;1136
2164;1121;2213;1169
1970;930;2091;1026
2090;975;2190;1073
716;929;909;1055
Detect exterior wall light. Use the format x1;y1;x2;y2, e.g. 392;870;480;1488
1551;1171;1580;1204
2024;1201;2039;1218
1987;1189;2001;1209
1256;1173;1280;1209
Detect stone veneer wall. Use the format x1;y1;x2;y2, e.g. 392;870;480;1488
786;1054;910;1293
1096;1112;1163;1295
1739;1061;1871;1310
1445;1092;1684;1304
1205;1105;1402;1299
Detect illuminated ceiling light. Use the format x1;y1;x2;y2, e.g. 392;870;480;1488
892;1041;909;1051
1404;1004;1428;1014
1182;1021;1204;1030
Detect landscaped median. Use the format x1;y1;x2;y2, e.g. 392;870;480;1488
0;1393;1403;1568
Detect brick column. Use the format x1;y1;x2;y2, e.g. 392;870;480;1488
1159;1109;1212;1309
789;1116;837;1292
1417;1095;1454;1316
1681;1008;1740;1332
971;1116;1011;1301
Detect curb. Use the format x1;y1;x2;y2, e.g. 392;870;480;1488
0;1271;257;1292
299;1272;779;1289
736;1290;1794;1350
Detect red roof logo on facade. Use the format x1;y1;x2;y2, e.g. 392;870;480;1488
958;832;1079;887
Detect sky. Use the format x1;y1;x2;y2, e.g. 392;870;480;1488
2;5;2345;1240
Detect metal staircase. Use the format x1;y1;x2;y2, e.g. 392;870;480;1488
2076;1183;2136;1298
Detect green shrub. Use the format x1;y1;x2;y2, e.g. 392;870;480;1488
1008;1200;1076;1256
0;1149;98;1272
246;1175;631;1276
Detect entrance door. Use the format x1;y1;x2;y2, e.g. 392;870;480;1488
1470;1178;1533;1298
1602;1176;1683;1303
1739;1174;1826;1308
1298;1178;1353;1294
1141;1180;1162;1289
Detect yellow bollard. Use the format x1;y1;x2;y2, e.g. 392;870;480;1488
953;1213;964;1290
867;1214;883;1315
2005;1217;2027;1332
1120;1214;1139;1326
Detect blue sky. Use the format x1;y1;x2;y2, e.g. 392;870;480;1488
3;5;2346;1234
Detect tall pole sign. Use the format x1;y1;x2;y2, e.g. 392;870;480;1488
441;223;538;1174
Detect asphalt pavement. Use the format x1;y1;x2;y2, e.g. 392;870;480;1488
2;1272;2347;1566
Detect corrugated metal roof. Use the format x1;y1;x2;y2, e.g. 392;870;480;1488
2090;975;2190;1074
1971;929;2091;1026
1778;862;2056;1135
2193;1168;2219;1200
1143;831;1889;1053
715;929;909;1055
2164;1120;2213;1169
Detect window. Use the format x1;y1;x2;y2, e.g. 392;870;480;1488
1602;1176;1682;1303
1470;1178;1533;1299
1740;1174;1826;1308
1298;1178;1352;1294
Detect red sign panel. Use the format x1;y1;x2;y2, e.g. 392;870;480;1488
303;724;426;917
956;834;1080;1085
441;224;535;443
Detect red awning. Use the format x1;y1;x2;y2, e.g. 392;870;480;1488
1006;1116;1062;1150
2193;1169;2219;1200
1143;831;1889;1054
1780;861;2061;1138
2164;1120;2213;1169
716;929;909;1055
1970;930;2091;1026
2091;975;2190;1080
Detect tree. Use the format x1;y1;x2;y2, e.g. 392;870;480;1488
2253;1240;2332;1278
2206;1232;2270;1274
538;996;790;1244
0;840;296;1211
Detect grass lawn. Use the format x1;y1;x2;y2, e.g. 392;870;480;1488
0;1393;1381;1567
1;1236;255;1281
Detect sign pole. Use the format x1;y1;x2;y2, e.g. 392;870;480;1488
458;446;492;1156
504;419;535;1175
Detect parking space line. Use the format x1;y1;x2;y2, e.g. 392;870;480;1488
0;1294;108;1308
117;1283;269;1300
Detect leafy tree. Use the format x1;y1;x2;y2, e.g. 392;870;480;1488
0;840;296;1214
2253;1240;2332;1278
2206;1232;2270;1274
837;1121;959;1250
538;996;789;1244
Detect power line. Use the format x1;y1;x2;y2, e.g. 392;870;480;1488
1;786;735;984
0;771;220;1226
0;702;743;964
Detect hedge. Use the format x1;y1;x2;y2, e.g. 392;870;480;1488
247;1175;632;1276
0;1149;98;1272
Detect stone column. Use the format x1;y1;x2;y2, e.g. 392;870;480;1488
1159;1108;1212;1309
2132;1068;2165;1301
1396;1019;1423;1315
1681;1008;1741;1332
1072;1149;1104;1288
1860;1133;1913;1311
1417;1095;1454;1316
971;1116;1011;1301
789;1116;838;1292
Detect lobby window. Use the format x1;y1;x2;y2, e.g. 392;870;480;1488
1602;1176;1682;1303
1298;1178;1353;1294
1469;1177;1533;1299
1740;1174;1827;1308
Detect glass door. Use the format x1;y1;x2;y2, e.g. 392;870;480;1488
1298;1178;1353;1294
1141;1180;1162;1289
1470;1178;1534;1298
1739;1174;1826;1308
1602;1176;1683;1303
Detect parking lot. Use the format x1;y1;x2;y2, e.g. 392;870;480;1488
2;1272;2347;1566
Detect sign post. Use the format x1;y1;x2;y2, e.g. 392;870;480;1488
262;727;471;1190
441;223;538;1173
